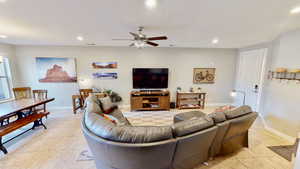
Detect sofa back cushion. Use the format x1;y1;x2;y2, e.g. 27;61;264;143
207;112;226;123
172;126;218;169
85;111;173;143
224;105;252;119
224;112;258;140
172;117;214;137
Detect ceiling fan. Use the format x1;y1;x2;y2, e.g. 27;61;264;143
112;27;168;48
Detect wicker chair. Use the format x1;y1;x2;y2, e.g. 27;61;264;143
33;90;48;113
12;87;32;118
79;89;93;106
13;87;32;100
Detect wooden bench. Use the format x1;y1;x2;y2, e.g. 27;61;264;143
0;112;49;154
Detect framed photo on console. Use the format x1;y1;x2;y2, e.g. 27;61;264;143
193;68;216;84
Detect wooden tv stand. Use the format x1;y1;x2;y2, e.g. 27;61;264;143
130;90;170;111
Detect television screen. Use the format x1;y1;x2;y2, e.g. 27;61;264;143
133;68;169;89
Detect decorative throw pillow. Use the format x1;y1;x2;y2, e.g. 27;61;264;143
95;112;117;124
98;96;116;113
214;105;235;113
103;114;117;124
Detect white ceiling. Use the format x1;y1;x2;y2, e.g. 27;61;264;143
0;0;300;48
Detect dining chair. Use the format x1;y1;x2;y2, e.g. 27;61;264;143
33;90;48;100
13;87;32;100
12;87;32;117
79;89;93;106
33;90;48;113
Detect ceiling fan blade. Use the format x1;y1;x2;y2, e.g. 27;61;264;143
129;32;139;38
146;41;159;47
112;39;133;41
129;43;135;47
147;36;168;41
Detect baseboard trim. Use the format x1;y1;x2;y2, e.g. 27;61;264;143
259;114;296;142
206;103;233;107
264;126;296;142
48;106;72;110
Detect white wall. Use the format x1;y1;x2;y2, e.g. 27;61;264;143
14;46;237;108
261;30;300;137
240;29;300;137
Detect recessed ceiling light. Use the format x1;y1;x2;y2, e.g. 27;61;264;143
212;38;219;44
0;35;7;39
77;36;84;41
290;7;300;14
145;0;157;9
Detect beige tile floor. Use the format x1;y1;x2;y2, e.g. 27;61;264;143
0;107;295;169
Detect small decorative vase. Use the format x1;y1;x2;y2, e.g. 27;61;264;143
197;87;202;92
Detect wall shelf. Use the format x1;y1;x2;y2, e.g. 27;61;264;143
268;71;300;81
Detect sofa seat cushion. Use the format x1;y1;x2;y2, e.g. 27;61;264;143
207;112;226;123
224;106;252;119
85;111;173;143
172;116;214;137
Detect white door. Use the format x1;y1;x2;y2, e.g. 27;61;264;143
235;48;267;111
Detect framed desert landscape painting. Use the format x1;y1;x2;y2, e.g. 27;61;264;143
92;72;118;79
193;68;216;84
36;57;77;83
92;62;117;69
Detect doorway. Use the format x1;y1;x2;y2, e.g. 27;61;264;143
234;48;268;111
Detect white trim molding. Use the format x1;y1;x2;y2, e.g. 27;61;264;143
259;114;296;142
264;126;296;143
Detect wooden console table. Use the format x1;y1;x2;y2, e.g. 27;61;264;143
176;92;206;109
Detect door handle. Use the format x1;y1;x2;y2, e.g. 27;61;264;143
253;85;259;93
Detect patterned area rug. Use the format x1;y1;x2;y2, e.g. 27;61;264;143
268;138;299;161
122;111;177;126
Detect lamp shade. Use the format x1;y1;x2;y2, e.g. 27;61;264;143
0;56;3;63
230;90;237;97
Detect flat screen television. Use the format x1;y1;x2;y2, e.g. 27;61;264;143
133;68;169;89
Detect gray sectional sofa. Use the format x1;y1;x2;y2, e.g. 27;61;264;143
82;95;258;169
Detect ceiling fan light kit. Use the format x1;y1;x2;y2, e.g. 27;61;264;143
113;27;168;48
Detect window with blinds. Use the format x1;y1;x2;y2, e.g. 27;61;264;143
0;57;12;101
